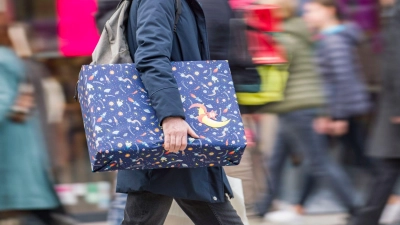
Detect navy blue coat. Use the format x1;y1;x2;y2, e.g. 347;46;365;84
116;0;233;203
316;23;370;120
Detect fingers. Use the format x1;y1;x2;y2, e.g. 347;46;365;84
180;134;187;151
187;126;199;138
313;120;322;134
170;135;178;152
162;119;198;153
164;134;171;151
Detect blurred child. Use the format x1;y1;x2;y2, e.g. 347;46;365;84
293;0;372;215
255;0;357;222
303;0;371;137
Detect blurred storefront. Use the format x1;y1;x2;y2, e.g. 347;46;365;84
9;0;114;221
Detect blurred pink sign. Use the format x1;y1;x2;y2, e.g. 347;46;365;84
57;0;100;57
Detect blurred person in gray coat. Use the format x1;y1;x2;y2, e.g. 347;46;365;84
348;0;400;224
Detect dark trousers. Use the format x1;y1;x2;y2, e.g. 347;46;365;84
349;159;400;225
256;109;356;215
298;116;374;206
122;191;244;225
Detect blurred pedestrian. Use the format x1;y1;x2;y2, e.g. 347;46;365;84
348;0;400;224
0;20;67;225
255;0;357;221
303;0;371;137
198;0;261;216
296;0;372;215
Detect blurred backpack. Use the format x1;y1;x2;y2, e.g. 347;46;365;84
229;5;289;106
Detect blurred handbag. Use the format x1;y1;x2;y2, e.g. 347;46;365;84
164;176;249;225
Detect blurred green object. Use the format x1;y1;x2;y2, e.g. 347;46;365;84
258;18;326;114
236;65;288;105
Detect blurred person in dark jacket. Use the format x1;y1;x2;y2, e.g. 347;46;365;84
198;0;259;216
255;0;357;221
348;0;400;224
197;0;232;60
303;0;371;137
298;0;372;215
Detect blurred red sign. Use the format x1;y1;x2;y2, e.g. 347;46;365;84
57;0;100;57
245;5;286;65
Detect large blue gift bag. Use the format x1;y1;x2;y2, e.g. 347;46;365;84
77;60;247;172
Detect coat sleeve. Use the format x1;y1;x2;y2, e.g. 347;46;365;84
133;0;185;124
324;41;356;120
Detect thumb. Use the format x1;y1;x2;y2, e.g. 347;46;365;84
187;126;199;138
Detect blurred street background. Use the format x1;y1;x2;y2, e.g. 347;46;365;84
1;0;400;225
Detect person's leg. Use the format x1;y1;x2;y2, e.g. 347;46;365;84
339;117;371;167
297;173;316;208
287;110;356;212
309;135;357;211
224;115;256;215
122;191;173;225
224;143;256;215
108;192;127;225
255;116;291;216
30;206;77;225
348;159;400;225
175;197;243;225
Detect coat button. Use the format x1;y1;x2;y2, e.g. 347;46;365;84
213;196;217;201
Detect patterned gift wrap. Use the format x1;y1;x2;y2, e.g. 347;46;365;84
77;60;247;172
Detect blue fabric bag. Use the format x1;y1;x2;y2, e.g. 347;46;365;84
77;60;247;172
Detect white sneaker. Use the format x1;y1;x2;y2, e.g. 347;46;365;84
265;210;303;224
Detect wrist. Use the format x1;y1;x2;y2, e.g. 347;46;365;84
162;116;185;125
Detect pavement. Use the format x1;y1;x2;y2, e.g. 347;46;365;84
80;213;347;225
